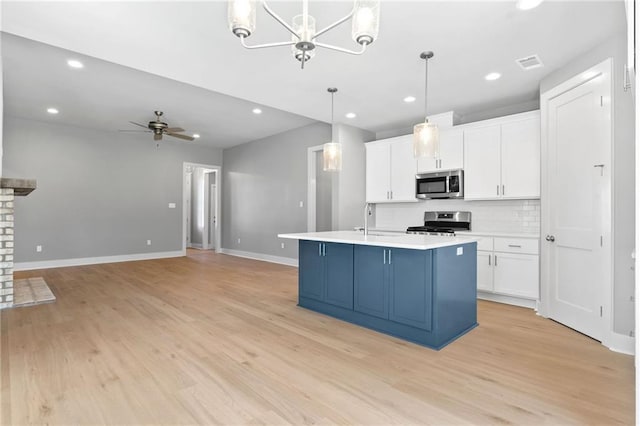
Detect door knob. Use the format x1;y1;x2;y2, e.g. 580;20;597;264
545;235;555;242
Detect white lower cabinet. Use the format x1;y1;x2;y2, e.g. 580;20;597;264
473;235;540;305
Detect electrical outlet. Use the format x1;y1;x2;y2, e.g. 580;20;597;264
299;201;304;208
237;238;241;244
281;243;285;249
36;245;42;253
456;247;463;256
168;203;176;209
146;240;151;246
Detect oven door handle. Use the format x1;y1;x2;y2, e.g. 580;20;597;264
445;177;450;194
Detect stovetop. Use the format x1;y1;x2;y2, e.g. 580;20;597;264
406;211;471;236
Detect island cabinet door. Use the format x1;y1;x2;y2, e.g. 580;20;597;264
388;248;433;330
324;243;354;309
299;240;325;301
354;245;388;319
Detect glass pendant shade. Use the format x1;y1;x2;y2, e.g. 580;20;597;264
323;142;342;171
228;0;256;37
413;120;440;158
352;0;380;45
291;14;316;62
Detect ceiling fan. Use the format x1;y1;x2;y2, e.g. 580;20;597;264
121;111;195;141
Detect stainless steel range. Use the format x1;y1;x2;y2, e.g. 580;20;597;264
406;211;471;236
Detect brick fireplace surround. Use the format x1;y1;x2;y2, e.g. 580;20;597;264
0;178;36;309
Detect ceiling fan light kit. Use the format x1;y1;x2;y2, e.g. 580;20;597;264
228;0;380;68
413;51;440;159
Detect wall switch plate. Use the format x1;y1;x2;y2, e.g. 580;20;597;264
456;247;463;256
168;203;176;209
281;243;285;249
146;240;151;246
36;245;42;253
299;201;304;208
237;238;241;244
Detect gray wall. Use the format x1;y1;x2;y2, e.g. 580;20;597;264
3;116;223;263
333;124;375;230
540;32;635;336
222;122;331;259
315;151;332;232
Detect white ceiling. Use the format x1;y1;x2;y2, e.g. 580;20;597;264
1;1;627;147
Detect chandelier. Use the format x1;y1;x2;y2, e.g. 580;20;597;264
228;0;380;68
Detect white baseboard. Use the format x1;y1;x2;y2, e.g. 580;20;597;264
14;250;185;271
189;243;203;249
477;291;537;309
607;331;635;355
220;248;298;267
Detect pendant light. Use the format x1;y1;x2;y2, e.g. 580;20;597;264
413;51;439;158
323;88;342;172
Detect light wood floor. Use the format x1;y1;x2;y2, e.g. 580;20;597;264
1;250;634;425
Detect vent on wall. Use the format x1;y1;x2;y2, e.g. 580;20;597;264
516;54;543;70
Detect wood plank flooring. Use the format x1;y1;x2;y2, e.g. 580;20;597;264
1;250;634;425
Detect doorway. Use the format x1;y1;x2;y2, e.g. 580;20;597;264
539;58;612;342
183;162;221;253
307;145;334;232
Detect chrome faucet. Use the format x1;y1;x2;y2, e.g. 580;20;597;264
364;203;371;236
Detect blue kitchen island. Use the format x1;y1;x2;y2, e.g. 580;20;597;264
278;231;478;350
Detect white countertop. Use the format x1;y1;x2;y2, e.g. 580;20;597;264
278;231;477;250
456;231;540;239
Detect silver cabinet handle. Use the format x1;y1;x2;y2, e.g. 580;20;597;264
502;185;505;195
508;244;521;248
390;191;393;199
496;185;499;196
383;249;386;264
545;235;555;242
386;191;390;200
388;249;392;264
494;255;498;266
323;243;326;256
319;243;322;256
488;254;491;265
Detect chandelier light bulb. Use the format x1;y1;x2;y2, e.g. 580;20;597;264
228;0;256;37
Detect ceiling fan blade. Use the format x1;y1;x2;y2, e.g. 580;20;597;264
165;127;184;133
166;132;195;141
129;121;149;129
118;129;151;133
154;133;162;141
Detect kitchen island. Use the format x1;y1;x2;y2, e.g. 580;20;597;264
278;231;478;349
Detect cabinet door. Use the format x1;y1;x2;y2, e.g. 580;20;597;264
299;240;324;301
501;117;540;199
476;250;494;292
389;136;418;202
354;245;388;319
389;248;432;330
493;252;539;299
463;125;501;199
365;142;391;203
438;128;464;171
324;243;354;309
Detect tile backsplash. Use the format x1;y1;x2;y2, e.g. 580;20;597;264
375;199;540;235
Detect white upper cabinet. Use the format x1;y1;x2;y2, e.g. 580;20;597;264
463;111;540;200
416;128;464;173
366;135;417;203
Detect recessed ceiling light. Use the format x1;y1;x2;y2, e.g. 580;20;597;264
516;0;543;10
345;112;356;119
47;108;59;114
192;134;200;139
67;59;84;69
403;96;416;103
252;108;262;114
485;72;502;81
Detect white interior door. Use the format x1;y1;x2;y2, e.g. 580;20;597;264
186;172;192;246
543;62;611;341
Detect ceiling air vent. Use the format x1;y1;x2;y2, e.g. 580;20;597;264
516;54;543;70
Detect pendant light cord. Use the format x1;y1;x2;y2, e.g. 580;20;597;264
420;51;434;122
328;87;337;135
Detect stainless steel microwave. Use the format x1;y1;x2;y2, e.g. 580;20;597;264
416;169;464;199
